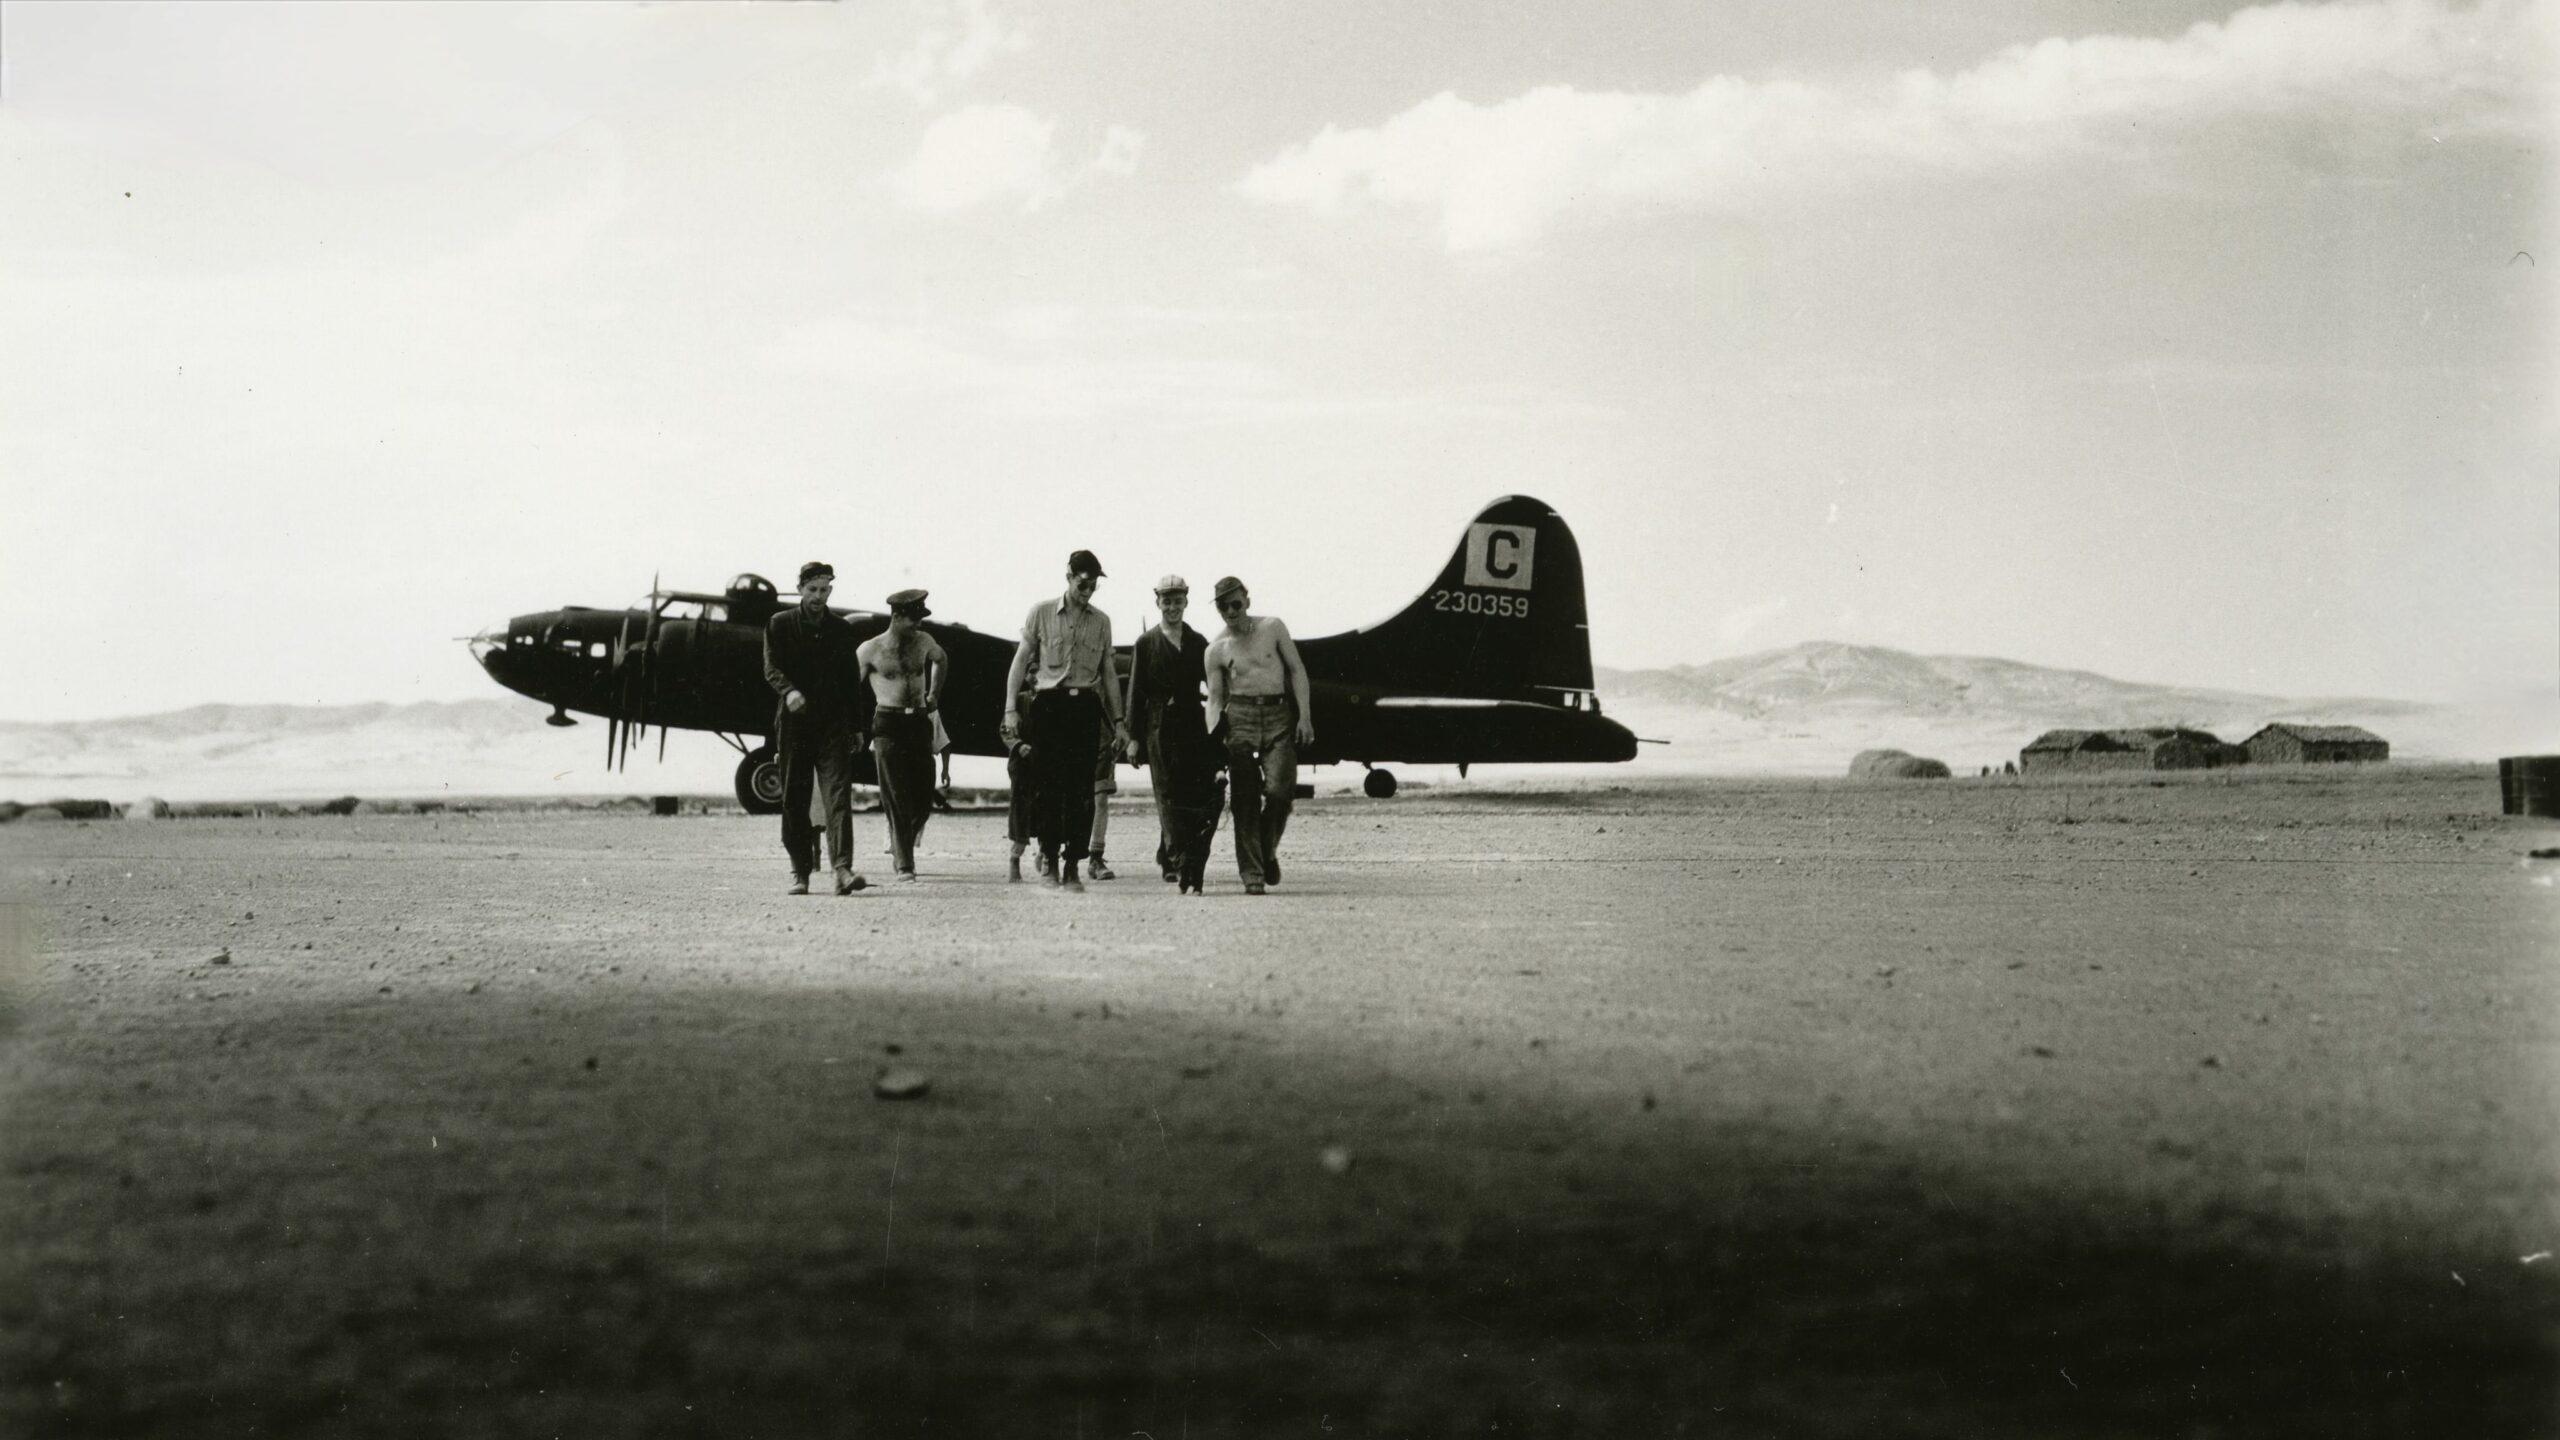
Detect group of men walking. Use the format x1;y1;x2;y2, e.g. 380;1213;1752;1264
760;550;1311;898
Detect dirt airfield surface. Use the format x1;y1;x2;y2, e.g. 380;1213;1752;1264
2;767;2555;1437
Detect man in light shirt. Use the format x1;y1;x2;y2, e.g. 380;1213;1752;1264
1002;549;1132;892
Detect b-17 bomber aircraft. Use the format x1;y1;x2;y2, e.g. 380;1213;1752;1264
471;496;1640;812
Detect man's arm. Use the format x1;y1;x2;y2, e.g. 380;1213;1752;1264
764;620;805;712
847;625;874;744
1276;620;1314;745
853;635;884;710
922;637;947;711
1125;633;1154;723
1101;616;1130;755
1002;608;1037;742
1203;638;1228;738
1123;634;1154;764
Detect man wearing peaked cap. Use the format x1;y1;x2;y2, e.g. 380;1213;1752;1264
1128;574;1221;891
1003;548;1130;891
858;587;946;882
1205;575;1312;895
763;561;871;895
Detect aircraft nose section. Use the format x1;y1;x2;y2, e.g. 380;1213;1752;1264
472;613;557;701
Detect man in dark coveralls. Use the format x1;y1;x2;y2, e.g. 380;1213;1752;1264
764;561;874;896
1126;574;1222;892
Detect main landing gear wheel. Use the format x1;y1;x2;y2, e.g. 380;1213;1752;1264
736;746;785;815
1362;768;1399;799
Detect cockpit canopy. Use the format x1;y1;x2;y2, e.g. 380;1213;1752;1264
724;573;781;627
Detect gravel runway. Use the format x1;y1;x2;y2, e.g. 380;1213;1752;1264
2;767;2554;1436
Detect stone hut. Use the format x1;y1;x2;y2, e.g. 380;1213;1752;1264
2019;730;2098;774
2020;727;2239;773
2111;727;2243;770
2241;723;2388;765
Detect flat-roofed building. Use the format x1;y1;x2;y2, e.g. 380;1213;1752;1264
2241;723;2388;764
2020;726;2240;773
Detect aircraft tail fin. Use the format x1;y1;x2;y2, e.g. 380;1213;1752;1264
1331;496;1595;700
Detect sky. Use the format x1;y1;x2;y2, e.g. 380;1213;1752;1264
1;0;2552;722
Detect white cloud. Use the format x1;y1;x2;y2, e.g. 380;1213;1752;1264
758;309;1620;426
1717;598;1792;648
887;106;1147;212
1094;124;1147;178
1237;0;2551;251
867;0;1031;105
888;103;1060;211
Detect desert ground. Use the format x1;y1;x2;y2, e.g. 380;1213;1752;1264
1;766;2554;1437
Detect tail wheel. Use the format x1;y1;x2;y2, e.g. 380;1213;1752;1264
1362;768;1398;799
736;746;785;815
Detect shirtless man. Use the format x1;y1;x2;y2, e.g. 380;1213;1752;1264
1203;575;1312;895
857;589;947;883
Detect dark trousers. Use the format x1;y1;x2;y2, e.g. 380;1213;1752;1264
871;710;936;874
1006;746;1040;848
1160;766;1225;888
778;719;856;878
1032;687;1103;866
1146;713;1221;882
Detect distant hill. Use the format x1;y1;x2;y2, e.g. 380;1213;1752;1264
0;646;2537;801
1594;642;2515;775
0;699;750;803
1598;642;2428;728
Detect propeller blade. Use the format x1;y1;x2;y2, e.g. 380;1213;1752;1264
638;579;668;738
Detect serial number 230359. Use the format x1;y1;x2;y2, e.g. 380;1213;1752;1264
1431;589;1530;617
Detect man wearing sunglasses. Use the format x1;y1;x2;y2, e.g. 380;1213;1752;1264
1203;576;1312;896
1002;550;1131;892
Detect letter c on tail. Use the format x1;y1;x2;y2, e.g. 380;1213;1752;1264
1463;524;1536;591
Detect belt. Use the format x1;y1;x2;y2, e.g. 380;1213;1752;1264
1228;693;1288;704
1043;685;1098;698
877;705;931;715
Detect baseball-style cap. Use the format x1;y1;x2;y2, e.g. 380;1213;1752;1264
1154;574;1189;595
1212;575;1247;602
1067;549;1105;578
799;561;835;586
886;588;930;617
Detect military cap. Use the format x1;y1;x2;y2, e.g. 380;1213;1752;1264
886;588;931;617
1067;549;1105;578
798;561;835;586
1154;574;1189;595
1212;575;1247;602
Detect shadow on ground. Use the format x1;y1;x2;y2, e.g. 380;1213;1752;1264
2;977;2551;1438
